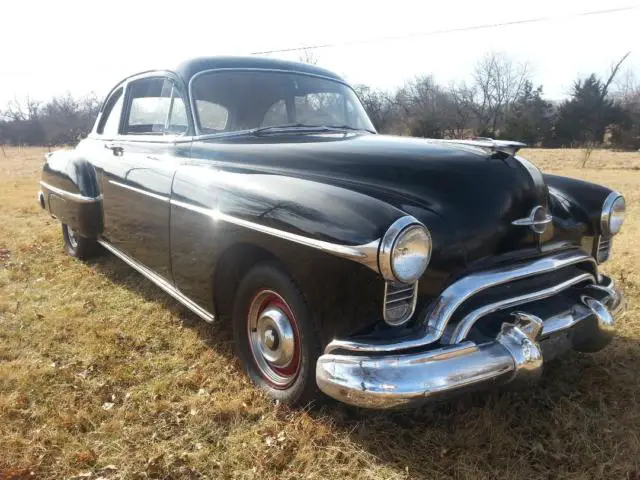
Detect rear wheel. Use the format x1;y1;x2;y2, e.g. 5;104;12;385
62;223;101;260
233;262;321;406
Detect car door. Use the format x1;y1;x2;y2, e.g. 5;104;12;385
96;75;190;281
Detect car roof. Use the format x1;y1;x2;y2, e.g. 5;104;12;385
173;56;345;84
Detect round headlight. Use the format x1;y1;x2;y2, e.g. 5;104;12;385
391;225;432;283
601;193;626;236
379;217;432;284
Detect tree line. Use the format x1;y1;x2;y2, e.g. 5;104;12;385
0;93;100;146
354;52;639;150
1;52;639;149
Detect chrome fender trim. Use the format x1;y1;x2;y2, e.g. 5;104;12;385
40;181;102;204
170;198;383;273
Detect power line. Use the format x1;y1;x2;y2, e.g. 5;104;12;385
250;6;638;55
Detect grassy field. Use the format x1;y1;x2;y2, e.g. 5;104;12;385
0;146;639;480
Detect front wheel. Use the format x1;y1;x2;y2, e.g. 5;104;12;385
233;262;321;406
62;223;101;260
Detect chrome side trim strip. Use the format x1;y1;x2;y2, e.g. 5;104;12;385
108;180;170;202
39;181;102;204
448;272;596;343
325;250;597;354
98;239;215;323
170;199;380;271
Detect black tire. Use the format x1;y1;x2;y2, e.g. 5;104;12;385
233;261;321;406
62;223;101;260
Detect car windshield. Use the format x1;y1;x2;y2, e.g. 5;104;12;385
190;70;376;135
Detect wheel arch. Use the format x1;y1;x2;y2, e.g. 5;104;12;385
213;242;280;320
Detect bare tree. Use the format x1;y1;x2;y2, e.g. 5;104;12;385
392;76;457;138
298;49;319;65
601;52;631;100
470;52;531;136
582;141;597;167
353;85;394;132
2;96;41;122
446;83;475;138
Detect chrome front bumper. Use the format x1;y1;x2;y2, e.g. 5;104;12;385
316;276;624;409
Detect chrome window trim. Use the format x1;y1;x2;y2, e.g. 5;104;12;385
448;272;596;344
108;180;170;203
98;239;215;323
187;68;357;137
40;181;102;204
87;70;195;140
324;249;598;354
600;191;624;235
121;75;194;138
382;281;419;326
170;198;380;272
378;215;429;282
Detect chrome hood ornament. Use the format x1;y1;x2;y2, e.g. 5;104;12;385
512;206;553;234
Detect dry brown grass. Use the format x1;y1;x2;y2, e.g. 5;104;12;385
0;146;639;480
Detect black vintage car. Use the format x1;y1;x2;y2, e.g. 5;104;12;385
38;56;626;409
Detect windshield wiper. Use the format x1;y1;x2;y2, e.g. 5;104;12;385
323;124;376;134
250;124;375;136
250;124;332;135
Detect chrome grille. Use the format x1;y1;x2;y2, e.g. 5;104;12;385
596;236;612;263
383;282;418;326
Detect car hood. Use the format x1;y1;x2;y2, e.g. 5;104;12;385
191;133;552;273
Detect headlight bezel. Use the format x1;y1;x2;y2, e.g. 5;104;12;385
600;192;625;236
379;216;432;284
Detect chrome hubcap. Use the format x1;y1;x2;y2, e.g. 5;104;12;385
67;226;79;249
247;290;300;388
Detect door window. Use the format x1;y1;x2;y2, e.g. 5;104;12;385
124;78;188;135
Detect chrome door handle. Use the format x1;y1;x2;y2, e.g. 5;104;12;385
105;143;124;156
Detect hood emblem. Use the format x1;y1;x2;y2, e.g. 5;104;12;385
512;206;553;234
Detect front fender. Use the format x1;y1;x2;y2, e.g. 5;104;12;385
169;164;409;340
544;173;614;236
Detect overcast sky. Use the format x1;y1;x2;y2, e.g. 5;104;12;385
2;0;639;106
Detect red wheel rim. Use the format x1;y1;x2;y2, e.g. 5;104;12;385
247;290;301;389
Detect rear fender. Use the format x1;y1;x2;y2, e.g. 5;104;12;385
40;150;103;238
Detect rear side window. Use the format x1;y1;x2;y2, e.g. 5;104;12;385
124;78;188;135
97;88;124;136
